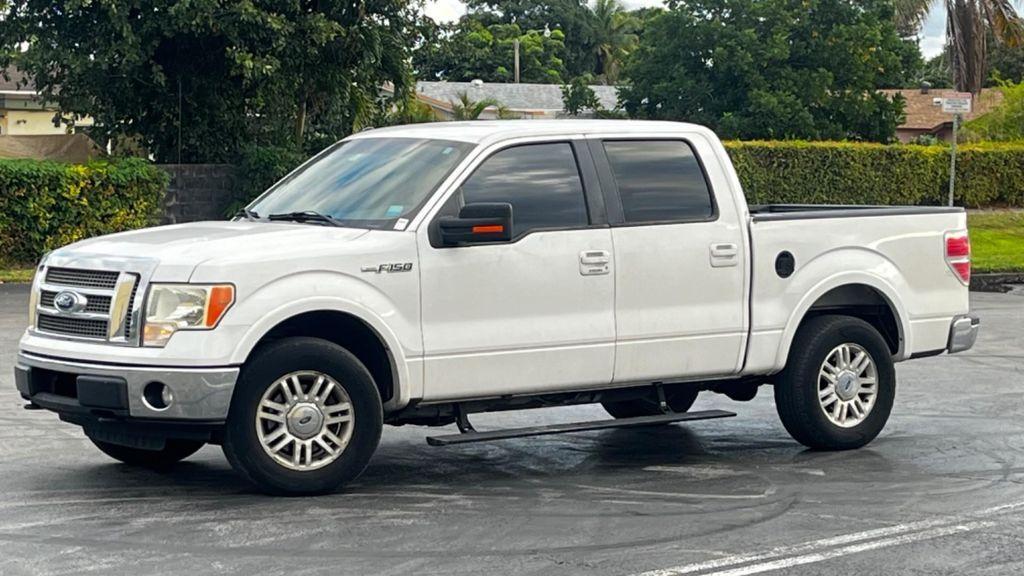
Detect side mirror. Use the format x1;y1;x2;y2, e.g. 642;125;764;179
438;202;513;246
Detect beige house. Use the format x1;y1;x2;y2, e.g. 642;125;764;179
0;67;93;136
882;87;1003;143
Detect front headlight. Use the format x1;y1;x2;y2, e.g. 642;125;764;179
143;284;235;347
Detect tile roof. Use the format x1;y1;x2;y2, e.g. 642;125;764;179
880;88;1003;130
416;81;620;112
0;66;35;93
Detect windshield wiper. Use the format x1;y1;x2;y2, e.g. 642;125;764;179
267;210;344;227
233;208;261;221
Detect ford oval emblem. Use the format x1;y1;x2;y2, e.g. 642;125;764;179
53;290;87;313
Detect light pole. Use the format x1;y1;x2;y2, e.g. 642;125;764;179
513;24;552;84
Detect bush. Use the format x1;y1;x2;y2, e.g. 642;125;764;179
724;140;1024;208
0;158;168;264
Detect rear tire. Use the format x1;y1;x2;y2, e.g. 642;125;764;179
222;337;383;496
90;438;204;468
601;388;699;419
774;315;895;450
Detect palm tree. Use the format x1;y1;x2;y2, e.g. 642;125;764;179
450;91;499;120
897;0;1024;93
590;0;638;84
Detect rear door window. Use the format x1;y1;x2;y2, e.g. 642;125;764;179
602;140;714;224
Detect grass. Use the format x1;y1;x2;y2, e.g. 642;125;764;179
968;210;1024;273
0;266;34;283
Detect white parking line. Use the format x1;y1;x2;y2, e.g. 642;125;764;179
632;500;1024;576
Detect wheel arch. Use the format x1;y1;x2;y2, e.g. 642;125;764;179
231;299;416;411
775;273;911;370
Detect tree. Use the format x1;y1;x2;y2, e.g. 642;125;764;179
0;1;415;162
466;0;597;78
451;91;500;119
590;0;638;84
896;0;1024;93
964;80;1024;139
620;0;910;142
561;76;602;115
413;19;567;84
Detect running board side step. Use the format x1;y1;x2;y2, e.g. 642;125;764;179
425;409;736;446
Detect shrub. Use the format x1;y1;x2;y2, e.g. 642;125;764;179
724;140;1024;208
0;158;168;264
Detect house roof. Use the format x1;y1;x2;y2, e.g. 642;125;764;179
0;66;35;93
880;88;1003;130
415;81;620;112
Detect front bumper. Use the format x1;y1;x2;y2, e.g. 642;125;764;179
15;352;238;421
947;314;981;354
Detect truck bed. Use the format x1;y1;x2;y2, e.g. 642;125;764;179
742;205;970;374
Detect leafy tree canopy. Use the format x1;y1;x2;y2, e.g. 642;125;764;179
965;80;1024;141
620;0;911;142
414;19;567;83
0;0;416;162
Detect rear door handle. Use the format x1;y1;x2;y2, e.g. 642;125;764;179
580;250;610;276
710;243;739;268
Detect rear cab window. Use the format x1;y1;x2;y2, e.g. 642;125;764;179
602;140;715;224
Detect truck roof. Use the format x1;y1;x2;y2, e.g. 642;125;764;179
349;119;713;145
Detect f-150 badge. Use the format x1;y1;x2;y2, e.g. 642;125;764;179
361;263;413;274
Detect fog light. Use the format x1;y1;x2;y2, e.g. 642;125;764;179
143;382;173;411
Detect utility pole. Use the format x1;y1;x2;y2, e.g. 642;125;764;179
513;38;520;84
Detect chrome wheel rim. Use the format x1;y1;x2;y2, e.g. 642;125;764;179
256;370;354;471
817;343;878;428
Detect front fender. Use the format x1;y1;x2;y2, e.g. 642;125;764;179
224;271;421;409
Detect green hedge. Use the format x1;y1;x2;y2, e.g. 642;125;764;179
724;141;1024;208
0;158;168;264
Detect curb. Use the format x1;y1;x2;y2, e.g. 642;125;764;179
971;273;1024;293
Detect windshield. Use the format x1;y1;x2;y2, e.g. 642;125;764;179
249;137;474;229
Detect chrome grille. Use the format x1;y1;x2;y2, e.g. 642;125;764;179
45;267;120;289
37;315;108;339
40;290;112;313
35;267;140;344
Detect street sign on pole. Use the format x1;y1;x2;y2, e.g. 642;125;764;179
942;93;972;114
943;93;971;206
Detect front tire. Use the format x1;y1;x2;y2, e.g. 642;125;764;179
222;337;383;496
90;438;204;468
774;315;896;450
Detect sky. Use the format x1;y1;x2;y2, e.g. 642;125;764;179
424;0;948;59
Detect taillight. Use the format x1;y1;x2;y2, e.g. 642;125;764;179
944;231;971;285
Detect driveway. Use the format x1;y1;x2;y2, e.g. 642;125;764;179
1;283;1022;575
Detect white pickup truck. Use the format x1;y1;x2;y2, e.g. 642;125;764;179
15;120;979;495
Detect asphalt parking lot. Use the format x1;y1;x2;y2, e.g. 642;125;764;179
1;283;1022;576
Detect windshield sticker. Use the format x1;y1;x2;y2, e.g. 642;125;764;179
385;205;404;217
393;218;409;231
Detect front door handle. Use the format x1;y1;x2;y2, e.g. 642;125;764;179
580;250;610;276
710;243;739;268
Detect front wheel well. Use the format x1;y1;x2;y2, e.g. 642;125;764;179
799;284;901;356
247;311;395;404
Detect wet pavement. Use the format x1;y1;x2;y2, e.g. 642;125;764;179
1;283;1022;575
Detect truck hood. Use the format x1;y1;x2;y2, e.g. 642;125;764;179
47;221;371;282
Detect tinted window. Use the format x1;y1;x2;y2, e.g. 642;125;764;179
457;143;589;237
603;140;714;223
